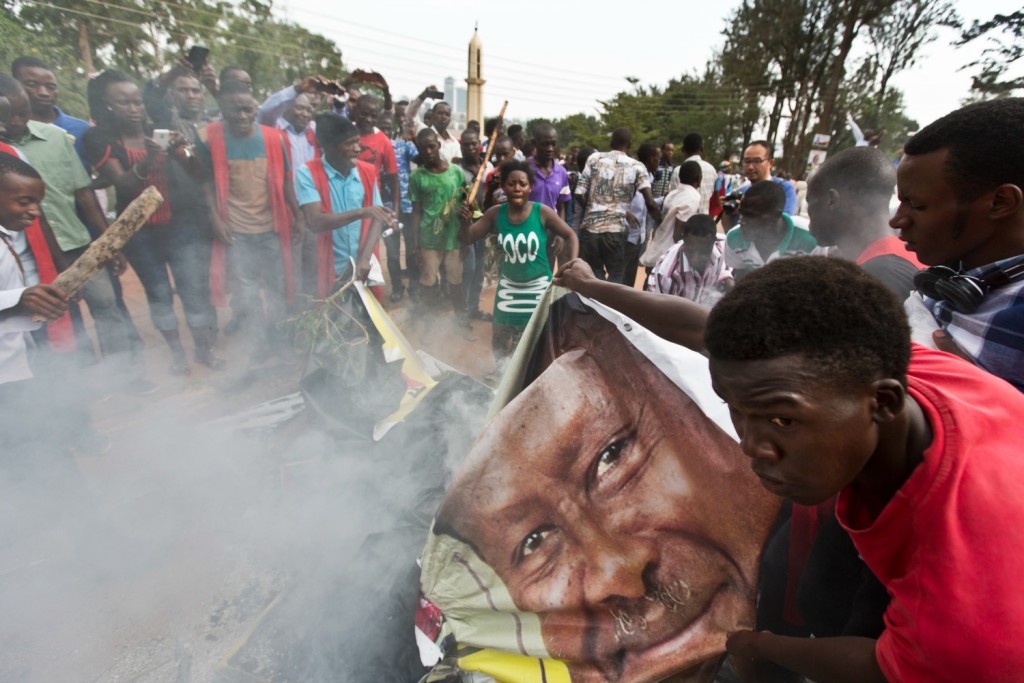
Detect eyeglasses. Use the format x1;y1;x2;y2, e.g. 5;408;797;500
741;157;770;166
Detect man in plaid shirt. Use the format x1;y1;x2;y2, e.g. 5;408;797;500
651;141;675;199
892;97;1024;391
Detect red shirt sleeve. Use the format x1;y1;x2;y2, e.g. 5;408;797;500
382;134;397;175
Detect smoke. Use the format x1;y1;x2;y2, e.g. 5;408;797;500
0;303;491;682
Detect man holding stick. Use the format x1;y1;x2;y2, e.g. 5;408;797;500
457;127;492;322
0;75;150;392
0;154;67;386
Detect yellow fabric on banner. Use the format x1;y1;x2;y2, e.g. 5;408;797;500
355;281;438;441
459;648;571;683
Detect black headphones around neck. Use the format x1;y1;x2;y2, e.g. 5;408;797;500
914;262;1024;314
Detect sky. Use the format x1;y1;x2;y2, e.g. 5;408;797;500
278;0;1022;131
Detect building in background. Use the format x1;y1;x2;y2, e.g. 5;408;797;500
444;76;456;108
466;26;484;126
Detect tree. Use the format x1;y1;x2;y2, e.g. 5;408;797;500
830;61;918;157
214;0;344;97
0;5;90;116
866;0;957;123
596;78;666;145
12;0;344;102
956;10;1024;95
715;0;943;173
552;112;605;151
816;0;900;138
18;0;157;75
719;0;847;170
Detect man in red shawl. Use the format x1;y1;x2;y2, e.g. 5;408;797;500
294;113;393;299
198;80;301;362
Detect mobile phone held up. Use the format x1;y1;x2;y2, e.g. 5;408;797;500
187;45;210;73
312;79;345;97
425;87;444;100
152;129;172;150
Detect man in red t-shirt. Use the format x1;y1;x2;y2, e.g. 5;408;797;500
353;95;399;214
553;255;1024;683
353;95;399;297
807;146;921;298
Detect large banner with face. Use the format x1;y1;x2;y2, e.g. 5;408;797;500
419;288;782;682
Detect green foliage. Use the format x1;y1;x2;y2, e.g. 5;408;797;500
0;5;90;117
212;0;344;98
548;67;773;166
957;10;1024;95
546;0;948;173
828;80;918;159
12;0;344;102
552;112;605;151
524;117;554;137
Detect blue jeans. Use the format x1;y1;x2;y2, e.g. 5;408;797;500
60;245;136;357
226;232;287;346
462;239;486;313
122;219;215;333
385;212;412;295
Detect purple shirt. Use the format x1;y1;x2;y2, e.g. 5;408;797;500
527;157;571;211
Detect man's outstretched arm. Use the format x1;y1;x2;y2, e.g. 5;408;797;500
553;258;709;354
727;631;887;683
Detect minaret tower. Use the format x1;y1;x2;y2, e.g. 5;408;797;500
466;24;485;124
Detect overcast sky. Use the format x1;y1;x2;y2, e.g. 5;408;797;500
279;0;1022;131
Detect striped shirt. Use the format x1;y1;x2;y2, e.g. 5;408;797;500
923;254;1024;392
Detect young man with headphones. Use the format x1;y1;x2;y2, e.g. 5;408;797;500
891;97;1024;392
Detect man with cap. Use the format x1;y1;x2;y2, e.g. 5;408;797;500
295;113;395;296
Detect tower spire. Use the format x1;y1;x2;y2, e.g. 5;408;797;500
466;25;485;124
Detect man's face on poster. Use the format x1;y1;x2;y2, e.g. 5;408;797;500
438;332;779;682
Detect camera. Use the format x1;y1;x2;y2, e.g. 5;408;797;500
722;191;744;215
186;45;209;73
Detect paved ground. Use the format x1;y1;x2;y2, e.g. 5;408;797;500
0;241;650;683
0;247;502;683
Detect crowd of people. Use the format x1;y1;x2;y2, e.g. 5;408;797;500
2;42;1024;683
0;52;602;391
0;49;871;394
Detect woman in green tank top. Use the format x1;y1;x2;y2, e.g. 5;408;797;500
460;160;579;361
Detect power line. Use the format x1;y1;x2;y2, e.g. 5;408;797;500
25;0;613;109
326;33;785;100
97;0;623;90
276;5;786;92
22;0;339;64
21;0;781;119
128;0;781;93
275;3;641;88
31;0;785;104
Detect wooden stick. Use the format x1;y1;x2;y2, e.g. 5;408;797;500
467;100;508;207
35;186;163;319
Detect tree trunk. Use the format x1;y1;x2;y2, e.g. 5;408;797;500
149;24;164;71
874;58;896;121
818;0;864;136
766;87;787;150
77;20;95;76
